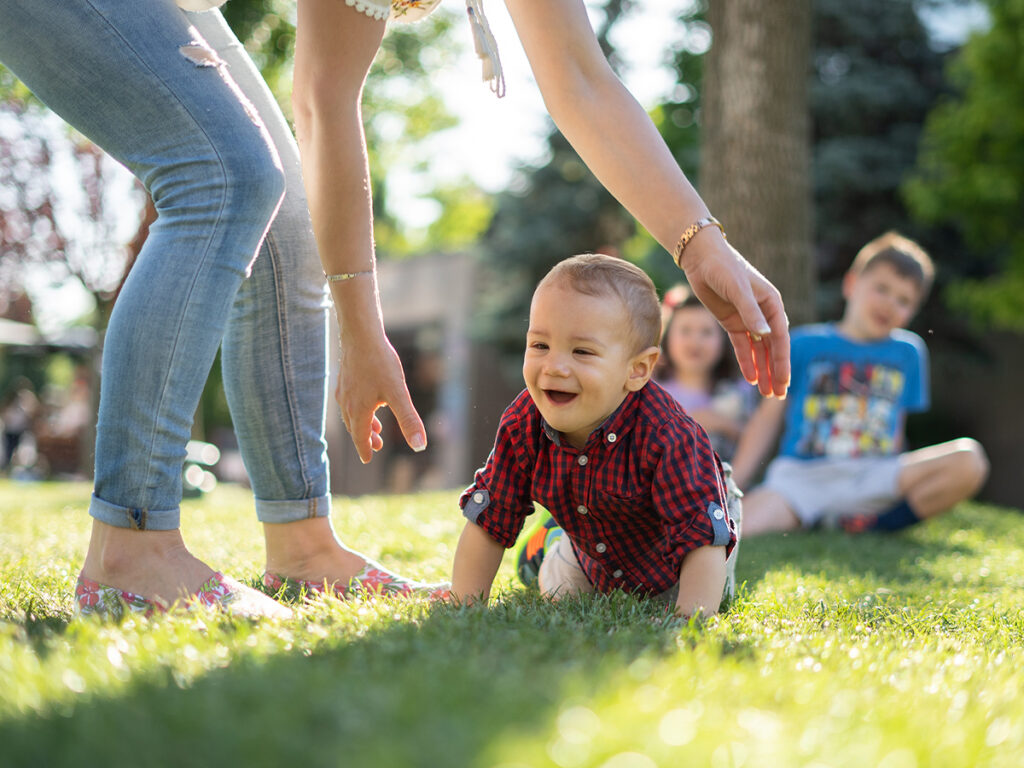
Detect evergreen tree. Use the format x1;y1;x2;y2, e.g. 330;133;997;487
813;0;951;318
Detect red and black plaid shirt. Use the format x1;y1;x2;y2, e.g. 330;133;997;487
460;382;735;596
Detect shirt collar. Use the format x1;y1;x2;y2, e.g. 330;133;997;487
540;388;642;450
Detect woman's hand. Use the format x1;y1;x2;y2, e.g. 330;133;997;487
679;237;790;398
334;328;426;464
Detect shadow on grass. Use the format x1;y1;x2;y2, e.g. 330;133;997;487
0;590;733;768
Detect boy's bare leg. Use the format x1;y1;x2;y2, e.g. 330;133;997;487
741;488;802;536
898;438;989;519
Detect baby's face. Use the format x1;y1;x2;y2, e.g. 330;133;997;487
523;281;638;449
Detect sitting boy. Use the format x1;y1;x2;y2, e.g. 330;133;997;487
450;253;737;618
732;232;989;535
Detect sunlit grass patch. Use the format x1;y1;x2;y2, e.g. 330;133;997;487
1;481;1022;767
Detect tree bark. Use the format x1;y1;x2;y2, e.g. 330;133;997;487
700;0;815;324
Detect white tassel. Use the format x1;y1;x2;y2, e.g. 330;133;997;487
466;0;505;98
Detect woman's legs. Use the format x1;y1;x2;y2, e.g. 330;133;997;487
190;12;440;590
0;0;285;605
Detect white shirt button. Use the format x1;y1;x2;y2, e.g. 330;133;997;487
713;507;725;520
607;432;617;443
577;505;588;515
473;492;484;504
577;455;588;466
595;543;607;553
612;569;623;578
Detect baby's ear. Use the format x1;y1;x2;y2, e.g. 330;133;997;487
626;346;661;391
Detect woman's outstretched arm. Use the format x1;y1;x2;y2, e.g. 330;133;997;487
505;0;790;397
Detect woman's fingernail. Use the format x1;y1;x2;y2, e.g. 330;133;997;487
411;434;427;452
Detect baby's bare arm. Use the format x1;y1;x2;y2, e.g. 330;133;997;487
674;545;727;619
451;522;506;605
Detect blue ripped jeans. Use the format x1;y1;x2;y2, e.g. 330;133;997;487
0;2;332;528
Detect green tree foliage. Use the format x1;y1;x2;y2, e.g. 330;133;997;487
361;15;463;255
905;0;1024;331
425;181;494;252
220;0;297;112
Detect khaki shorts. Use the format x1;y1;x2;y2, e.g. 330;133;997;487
761;455;902;528
537;535;679;604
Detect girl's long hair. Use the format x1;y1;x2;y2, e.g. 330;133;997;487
658;287;735;389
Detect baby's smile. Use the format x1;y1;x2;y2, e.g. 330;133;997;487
543;389;578;405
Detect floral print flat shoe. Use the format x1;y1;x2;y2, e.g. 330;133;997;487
263;562;450;602
75;575;163;620
76;572;292;620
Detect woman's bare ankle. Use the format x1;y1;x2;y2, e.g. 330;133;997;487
262;516;366;584
80;519;215;603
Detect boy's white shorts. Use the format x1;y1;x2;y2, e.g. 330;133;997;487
761;455;903;528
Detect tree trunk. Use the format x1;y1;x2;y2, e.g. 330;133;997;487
700;0;815;324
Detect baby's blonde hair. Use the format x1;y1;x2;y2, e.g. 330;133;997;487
538;253;662;352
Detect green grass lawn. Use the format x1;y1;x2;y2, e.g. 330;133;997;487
1;479;1022;768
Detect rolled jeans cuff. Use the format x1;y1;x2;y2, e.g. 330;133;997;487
256;494;331;524
89;493;180;531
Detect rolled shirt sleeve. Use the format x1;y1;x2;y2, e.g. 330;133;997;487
649;419;737;567
459;393;536;548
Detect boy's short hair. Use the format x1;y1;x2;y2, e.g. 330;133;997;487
849;232;935;299
540;253;662;351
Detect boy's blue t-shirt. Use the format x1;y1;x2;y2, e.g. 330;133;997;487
779;324;929;460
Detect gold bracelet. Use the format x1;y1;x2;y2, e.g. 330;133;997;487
672;216;726;268
324;270;374;282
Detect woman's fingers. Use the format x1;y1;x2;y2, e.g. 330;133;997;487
761;295;791;398
386;384;427;454
334;338;426;463
681;241;790;397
